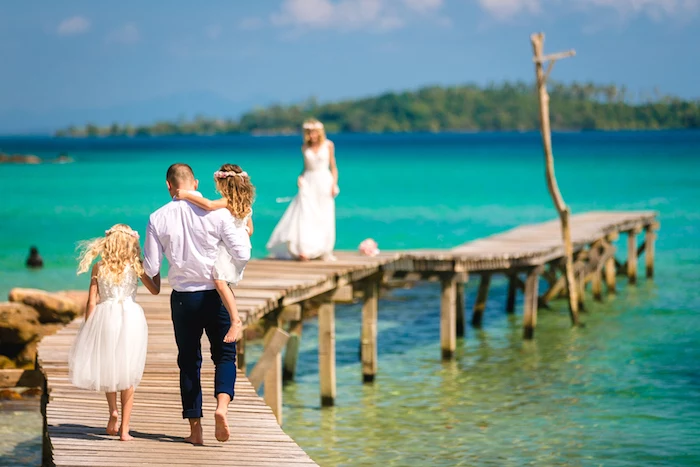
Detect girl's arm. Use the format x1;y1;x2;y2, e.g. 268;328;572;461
140;272;161;295
85;263;100;320
298;145;308;187
328;140;339;196
176;189;228;211
246;217;254;236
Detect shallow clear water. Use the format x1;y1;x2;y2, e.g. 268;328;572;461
1;131;699;466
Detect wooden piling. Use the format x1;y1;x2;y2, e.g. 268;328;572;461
361;275;380;383
645;224;656;278
283;320;303;382
440;272;457;360
523;267;542;339
456;280;466;338
263;326;285;425
590;242;603;301
471;273;491;328
318;301;336;406
506;274;517;314
236;334;246;372
604;233;618;294
627;229;639;284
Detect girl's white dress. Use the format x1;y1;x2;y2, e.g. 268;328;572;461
69;266;148;392
266;140;336;260
213;212;252;284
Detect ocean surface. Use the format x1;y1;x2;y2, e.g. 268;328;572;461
1;131;699;466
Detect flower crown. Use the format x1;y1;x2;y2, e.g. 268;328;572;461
214;170;248;179
105;226;139;239
303;121;324;130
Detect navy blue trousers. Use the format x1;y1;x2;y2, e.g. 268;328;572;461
171;289;236;419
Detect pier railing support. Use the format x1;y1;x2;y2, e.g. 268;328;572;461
249;321;289;425
361;273;381;383
440;272;457;360
318;300;337;406
471;273;491;328
523;266;544;339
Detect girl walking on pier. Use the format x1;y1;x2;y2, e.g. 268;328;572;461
69;224;160;441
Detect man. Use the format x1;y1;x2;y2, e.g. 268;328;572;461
144;163;250;445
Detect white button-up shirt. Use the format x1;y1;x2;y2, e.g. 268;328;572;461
143;192;251;292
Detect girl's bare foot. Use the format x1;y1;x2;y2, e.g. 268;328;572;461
297;253;309;261
106;411;119;435
119;431;134;442
214;409;230;442
223;319;242;343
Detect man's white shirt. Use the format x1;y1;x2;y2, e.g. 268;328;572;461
144;192;251;292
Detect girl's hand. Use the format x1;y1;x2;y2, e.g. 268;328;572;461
297;176;303;188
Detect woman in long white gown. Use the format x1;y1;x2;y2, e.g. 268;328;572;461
267;119;339;261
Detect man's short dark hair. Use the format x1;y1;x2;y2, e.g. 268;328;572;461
166;163;195;187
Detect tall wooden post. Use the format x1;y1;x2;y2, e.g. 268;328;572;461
318;301;336;406
471;273;491;328
361;275;380;383
590;242;603;301
645;223;657;278
283;320;303;382
530;33;580;327
236;333;246;372
440;272;457;360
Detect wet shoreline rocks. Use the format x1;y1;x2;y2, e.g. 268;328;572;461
0;289;86;370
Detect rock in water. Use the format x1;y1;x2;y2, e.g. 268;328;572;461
0;302;41;344
8;288;82;324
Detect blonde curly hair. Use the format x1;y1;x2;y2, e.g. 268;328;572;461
215;164;255;219
302;118;326;146
77;224;144;283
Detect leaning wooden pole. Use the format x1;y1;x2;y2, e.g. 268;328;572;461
530;32;580;326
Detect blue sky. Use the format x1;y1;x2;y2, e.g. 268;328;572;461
1;0;699;133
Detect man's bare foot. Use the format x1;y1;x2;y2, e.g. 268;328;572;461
214;409;230;442
106;411;119;435
184;430;204;446
223;319;242;343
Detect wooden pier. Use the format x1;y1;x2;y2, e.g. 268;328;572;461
34;210;658;466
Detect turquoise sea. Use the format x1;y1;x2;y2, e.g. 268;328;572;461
1;132;699;466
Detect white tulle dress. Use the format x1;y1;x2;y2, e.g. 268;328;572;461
213;212;252;284
267;140;337;260
69;266;148;392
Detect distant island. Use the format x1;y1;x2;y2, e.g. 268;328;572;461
55;82;700;137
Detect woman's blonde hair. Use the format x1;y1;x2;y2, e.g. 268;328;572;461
77;224;144;283
214;164;255;219
302;118;326;146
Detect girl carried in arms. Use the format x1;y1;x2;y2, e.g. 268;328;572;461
177;164;254;343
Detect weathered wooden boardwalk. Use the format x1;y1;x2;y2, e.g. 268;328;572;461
36;210;658;466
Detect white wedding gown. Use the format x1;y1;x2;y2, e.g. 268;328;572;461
267;140;336;260
69;266;148;392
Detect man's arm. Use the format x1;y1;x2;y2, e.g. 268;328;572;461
218;214;252;265
143;218;164;278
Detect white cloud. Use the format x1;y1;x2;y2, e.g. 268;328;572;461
107;22;140;44
57;16;91;36
271;0;432;31
477;0;700;20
